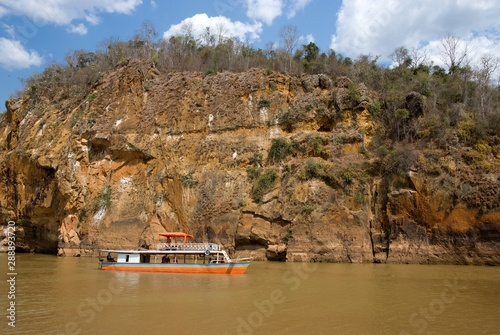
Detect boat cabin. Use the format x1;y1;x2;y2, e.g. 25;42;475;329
97;232;253;274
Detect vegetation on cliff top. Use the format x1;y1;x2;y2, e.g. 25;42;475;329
10;23;500;187
17;22;499;137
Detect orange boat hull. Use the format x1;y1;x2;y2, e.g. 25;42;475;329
100;262;250;274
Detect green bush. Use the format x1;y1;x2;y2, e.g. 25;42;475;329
249;152;263;166
347;82;361;105
456;120;475;142
304;158;323;179
252;170;277;203
301;205;315;215
268;137;292;164
474;141;492;155
355;192;365;204
276;108;296;124
87;92;97;103
70;112;83;128
151;54;159;65
307;133;325;155
396;108;410;120
463;150;491;171
428;165;442;176
335;132;362;144
258;98;271;108
340;173;353;184
118;57;130;66
181;171;199;188
204;67;217;76
369;101;382;116
246;166;262;179
79;207;87;221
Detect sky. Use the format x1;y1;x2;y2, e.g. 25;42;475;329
0;0;500;112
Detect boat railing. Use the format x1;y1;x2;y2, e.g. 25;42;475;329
156;242;221;252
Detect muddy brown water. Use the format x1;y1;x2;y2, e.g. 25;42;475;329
1;254;499;335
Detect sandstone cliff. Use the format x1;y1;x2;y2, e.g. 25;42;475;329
1;63;499;264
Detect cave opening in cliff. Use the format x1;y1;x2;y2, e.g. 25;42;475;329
266;249;287;261
317;115;335;132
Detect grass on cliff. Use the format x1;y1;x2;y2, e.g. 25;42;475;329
181;171;199;188
93;185;112;212
252;170;278;203
268;137;293;164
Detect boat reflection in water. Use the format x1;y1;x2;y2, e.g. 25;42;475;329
98;232;253;274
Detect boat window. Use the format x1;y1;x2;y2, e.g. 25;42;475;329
126;255;129;262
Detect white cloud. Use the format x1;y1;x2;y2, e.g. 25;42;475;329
67;23;88;35
331;0;500;64
0;37;42;70
163;13;263;43
0;5;8;17
150;0;156;8
245;0;283;25
0;0;142;26
2;23;15;37
242;0;313;25
297;34;315;46
287;0;312;19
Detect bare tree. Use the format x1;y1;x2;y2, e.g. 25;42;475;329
477;54;500;85
180;21;194;37
389;46;409;68
202;26;216;47
279;24;299;71
474;54;500;116
408;46;429;71
439;34;471;74
137;19;158;45
215;22;228;44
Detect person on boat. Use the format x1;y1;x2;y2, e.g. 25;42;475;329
162;255;171;263
106;252;115;262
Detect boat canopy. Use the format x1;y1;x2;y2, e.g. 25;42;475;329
157;232;195;243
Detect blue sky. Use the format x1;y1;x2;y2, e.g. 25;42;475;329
1;0;500;112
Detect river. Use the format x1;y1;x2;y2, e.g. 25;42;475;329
1;254;500;335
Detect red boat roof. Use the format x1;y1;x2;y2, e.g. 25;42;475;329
158;232;194;243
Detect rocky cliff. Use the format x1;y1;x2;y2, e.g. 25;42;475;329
1;63;499;264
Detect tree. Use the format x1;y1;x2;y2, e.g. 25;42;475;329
477;54;500;85
202;27;216;47
279;25;299;71
474;54;500;117
215;22;228;44
301;42;320;72
390;46;410;68
408;46;429;72
303;42;319;63
439;34;471;74
137;19;158;48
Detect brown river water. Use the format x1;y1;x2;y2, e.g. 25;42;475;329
1;254;500;335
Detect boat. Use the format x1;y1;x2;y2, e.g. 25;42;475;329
98;232;253;274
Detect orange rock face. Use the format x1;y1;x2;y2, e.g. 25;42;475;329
0;63;499;264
